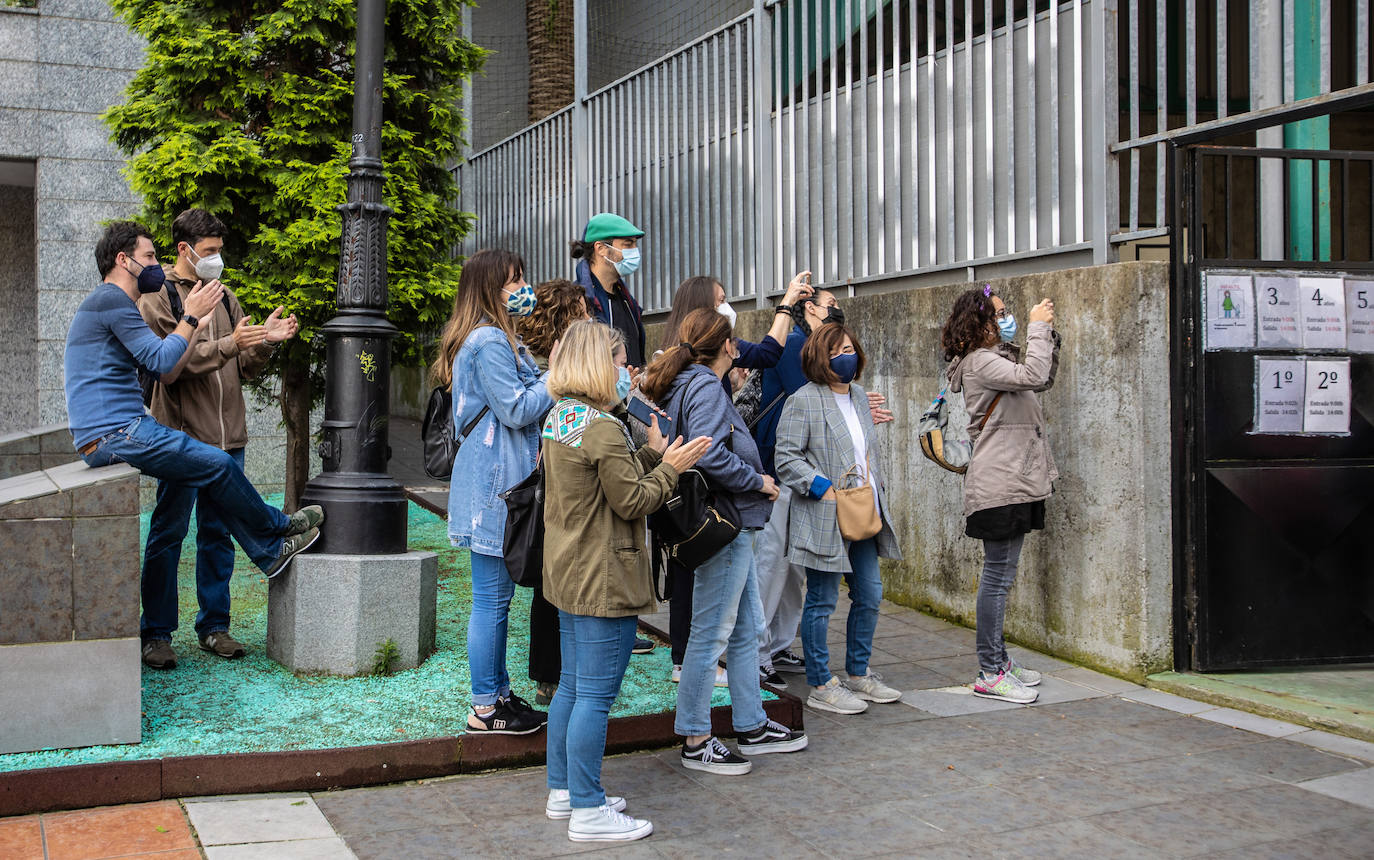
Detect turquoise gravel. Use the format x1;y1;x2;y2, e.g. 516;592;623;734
0;498;762;773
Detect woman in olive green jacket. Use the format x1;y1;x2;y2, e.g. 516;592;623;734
540;320;710;842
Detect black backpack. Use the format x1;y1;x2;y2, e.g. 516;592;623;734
420;385;490;481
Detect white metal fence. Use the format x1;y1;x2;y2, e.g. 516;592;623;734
457;0;1374;313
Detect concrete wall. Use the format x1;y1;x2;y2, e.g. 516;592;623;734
661;261;1175;679
0;182;37;433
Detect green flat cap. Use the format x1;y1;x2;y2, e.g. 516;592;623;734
583;212;644;243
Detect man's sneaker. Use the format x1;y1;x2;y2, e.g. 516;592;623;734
567;804;653;842
199;631;246;659
737;719;808;755
680;736;752;775
806;676;868;715
972;669;1039;704
760;667;787;691
545;788;625;820
264;527;321;579
1005;656;1042;687
535;681;558;706
771;648;806;674
632;636;655;654
284;504;325;536
670;664;728;687
466;700;546;735
141;639;177;670
846;669;901;703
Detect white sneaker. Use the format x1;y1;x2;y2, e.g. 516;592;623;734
670;664;728;686
1005;656;1042;687
567;804;653;842
545;788;626;820
846;670;901;703
806;676;868;715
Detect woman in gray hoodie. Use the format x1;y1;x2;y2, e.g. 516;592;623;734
942;286;1058;704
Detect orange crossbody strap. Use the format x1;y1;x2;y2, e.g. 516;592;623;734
976;393;1004;432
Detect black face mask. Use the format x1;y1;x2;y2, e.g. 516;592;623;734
127;258;166;294
825;305;846;326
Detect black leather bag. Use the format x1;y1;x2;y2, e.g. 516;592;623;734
421;386;488;481
649;468;741;570
500;460;545;587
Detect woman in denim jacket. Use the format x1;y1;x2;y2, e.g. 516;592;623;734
431;248;552;735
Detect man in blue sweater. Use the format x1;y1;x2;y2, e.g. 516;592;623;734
65;222;322;668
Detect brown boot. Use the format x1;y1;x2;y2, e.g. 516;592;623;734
199;631;246;659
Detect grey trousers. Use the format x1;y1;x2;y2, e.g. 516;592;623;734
975;533;1026;674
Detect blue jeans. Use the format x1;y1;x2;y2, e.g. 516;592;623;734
674;531;767;738
468;550;515;707
546;610;636;808
801;538;882;688
976;534;1026;674
141;447;245;641
81;417;288;569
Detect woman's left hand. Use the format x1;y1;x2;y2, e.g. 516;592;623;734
782;271;814;306
867;391;894;424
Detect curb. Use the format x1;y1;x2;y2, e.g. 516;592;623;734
1148;672;1374;744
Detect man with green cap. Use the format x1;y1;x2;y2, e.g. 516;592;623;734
573;212;646;368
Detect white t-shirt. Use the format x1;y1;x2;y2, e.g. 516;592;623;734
833;391;879;507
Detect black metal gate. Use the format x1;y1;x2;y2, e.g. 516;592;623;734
1172;144;1374;671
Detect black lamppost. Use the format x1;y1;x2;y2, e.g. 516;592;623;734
299;0;407;554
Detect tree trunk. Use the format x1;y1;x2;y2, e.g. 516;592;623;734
527;0;574;122
280;356;313;513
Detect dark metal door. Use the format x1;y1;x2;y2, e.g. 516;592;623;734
1172;145;1374;671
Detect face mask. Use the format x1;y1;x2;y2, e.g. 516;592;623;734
825;305;846;326
829;352;859;384
126;257;166;294
503;283;536;316
998;314;1018;342
615;366;632;402
608;245;641;278
717;301;737;327
186;245;224;281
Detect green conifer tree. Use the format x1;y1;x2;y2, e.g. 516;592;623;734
104;0;482;508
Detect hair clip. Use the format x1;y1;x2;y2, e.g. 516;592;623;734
982;284;993;297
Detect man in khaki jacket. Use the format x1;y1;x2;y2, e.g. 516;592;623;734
138;209;298;669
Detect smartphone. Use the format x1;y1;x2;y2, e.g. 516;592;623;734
627;397;672;436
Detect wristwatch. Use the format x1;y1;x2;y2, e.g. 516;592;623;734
180;314;199;328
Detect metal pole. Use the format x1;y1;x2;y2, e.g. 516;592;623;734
299;0;408;555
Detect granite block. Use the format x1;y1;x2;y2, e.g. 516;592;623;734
35;16;144;72
0;429;41;455
0;469;59;505
39;66;135;117
0;518;74;645
0;637;141;754
37;340;66;393
45;461;139;516
0;60;40;110
36;240;96;292
37;426;74;452
34;0;122;22
0;12;38;62
72;514;139;639
0;108;39;157
35;289;87;338
37;197;141;244
0;482;71;519
38;392;68;429
0;453;43;482
35;112;127;163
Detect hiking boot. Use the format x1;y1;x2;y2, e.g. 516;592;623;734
737;719;808;755
546;788;625;820
760;666;788;691
806;676;868;715
284;504;325;536
535;681;558;707
567;804;653;842
632;636;655;654
680;736;752;775
141;639;177;670
264;527;321;579
466;700;546;735
771;648;806;674
846;669;901;703
972;669;1038;704
199;630;246;659
1005;656;1042;687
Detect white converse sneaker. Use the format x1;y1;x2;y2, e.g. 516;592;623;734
846;669;901;703
670;664;728;686
545;788;626;820
806;676;868;715
567;803;653;842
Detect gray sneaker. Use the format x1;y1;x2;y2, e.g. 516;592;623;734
846;669;901;703
141;639;177;670
806;676;868;715
285;504;325;536
972;669;1038;704
1005;656;1042;687
265;527;321;579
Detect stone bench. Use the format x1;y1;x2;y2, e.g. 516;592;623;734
0;456;143;755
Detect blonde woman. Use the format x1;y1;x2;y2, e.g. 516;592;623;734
541;320;710;841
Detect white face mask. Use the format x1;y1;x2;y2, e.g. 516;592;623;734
187;245;224;281
717;301;737;328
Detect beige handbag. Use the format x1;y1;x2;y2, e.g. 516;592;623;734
834;461;882;541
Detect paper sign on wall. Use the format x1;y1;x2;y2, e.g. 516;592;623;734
1254;357;1306;434
1255;276;1302;348
1205;273;1255;350
1345;278;1374;353
1298;276;1347;350
1303;358;1352;434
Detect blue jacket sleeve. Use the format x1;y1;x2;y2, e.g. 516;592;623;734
473;338;553;430
685;379;764;494
733;335;783;370
110;303;187;375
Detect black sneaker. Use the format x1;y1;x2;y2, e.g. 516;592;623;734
503;692;545;722
467;700;546;735
771;648;806;674
141;639;177;670
760;666;787;691
737;719;808;756
632;636;655;654
681;736;752;775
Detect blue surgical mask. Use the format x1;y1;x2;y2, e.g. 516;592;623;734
127;258;166;294
610;246;641;277
615;365;632;402
504;283;536;316
829;352;859;384
998;313;1017;342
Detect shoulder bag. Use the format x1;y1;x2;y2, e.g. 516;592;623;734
421;386;489;481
